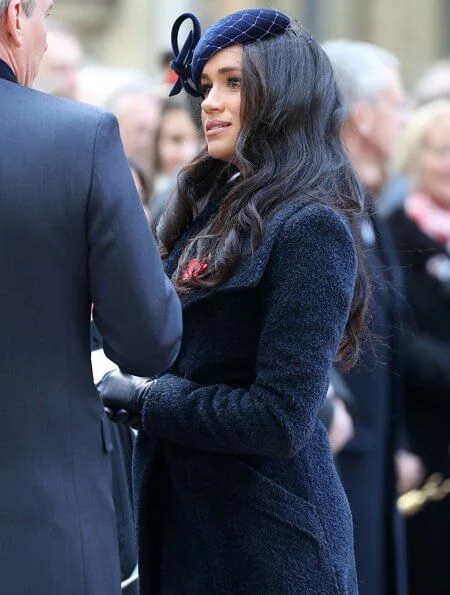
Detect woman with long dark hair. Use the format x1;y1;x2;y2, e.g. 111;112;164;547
98;8;368;593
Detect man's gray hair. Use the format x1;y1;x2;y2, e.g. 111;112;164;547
322;39;399;111
0;0;35;17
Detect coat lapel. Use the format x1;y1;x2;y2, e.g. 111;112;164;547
166;201;309;312
162;198;220;279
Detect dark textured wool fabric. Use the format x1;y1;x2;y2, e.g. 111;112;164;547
0;73;181;595
134;202;359;594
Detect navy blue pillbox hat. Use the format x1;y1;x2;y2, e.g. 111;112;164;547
169;8;291;97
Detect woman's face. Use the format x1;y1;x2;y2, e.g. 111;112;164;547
419;115;450;208
200;45;242;162
157;109;200;175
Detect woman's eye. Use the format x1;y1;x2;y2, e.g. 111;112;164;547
201;85;212;98
228;77;241;89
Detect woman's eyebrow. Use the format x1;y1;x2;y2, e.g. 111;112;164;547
217;67;241;74
201;67;242;82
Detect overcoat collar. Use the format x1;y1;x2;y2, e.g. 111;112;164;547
163;200;310;311
0;60;18;84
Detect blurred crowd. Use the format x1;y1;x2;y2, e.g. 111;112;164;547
35;23;450;595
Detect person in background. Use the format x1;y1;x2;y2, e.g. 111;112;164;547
153;98;200;194
412;59;450;107
33;23;83;99
323;39;423;595
320;370;355;456
129;159;152;223
380;58;450;217
105;85;161;175
150;98;201;224
98;8;369;594
388;99;450;595
0;0;182;593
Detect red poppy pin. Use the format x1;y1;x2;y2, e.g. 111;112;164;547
181;258;208;281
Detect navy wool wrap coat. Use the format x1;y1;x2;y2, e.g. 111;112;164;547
134;201;359;594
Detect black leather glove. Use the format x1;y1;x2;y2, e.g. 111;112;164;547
96;369;155;428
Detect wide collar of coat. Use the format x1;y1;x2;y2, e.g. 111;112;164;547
163;200;311;311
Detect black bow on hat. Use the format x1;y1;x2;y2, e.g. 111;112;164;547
169;13;202;97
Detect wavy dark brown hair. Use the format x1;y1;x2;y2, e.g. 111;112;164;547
158;22;369;370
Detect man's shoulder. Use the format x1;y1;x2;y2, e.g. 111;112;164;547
1;80;108;128
30;87;107;127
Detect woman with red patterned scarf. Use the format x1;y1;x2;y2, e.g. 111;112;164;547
388;99;450;595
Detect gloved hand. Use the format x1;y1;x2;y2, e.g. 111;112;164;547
96;369;155;428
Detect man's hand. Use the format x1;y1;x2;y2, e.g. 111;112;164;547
396;450;425;494
328;396;354;455
96;369;154;427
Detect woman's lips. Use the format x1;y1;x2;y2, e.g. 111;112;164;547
205;121;231;137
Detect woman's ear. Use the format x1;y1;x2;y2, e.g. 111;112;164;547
351;100;376;138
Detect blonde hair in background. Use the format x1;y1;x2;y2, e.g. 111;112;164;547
395;99;450;189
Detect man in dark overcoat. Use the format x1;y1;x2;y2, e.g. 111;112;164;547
323;39;423;595
0;1;182;594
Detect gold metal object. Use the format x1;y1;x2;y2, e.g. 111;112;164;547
398;473;450;517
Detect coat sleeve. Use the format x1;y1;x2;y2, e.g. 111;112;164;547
142;205;357;456
87;112;182;377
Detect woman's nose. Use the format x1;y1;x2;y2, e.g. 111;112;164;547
201;87;224;112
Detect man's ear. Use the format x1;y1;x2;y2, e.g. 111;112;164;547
350;100;376;138
2;1;25;48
